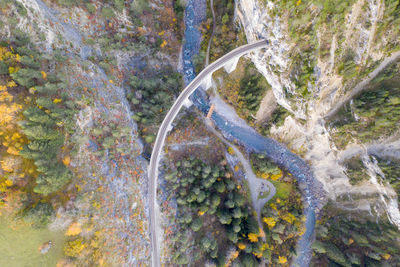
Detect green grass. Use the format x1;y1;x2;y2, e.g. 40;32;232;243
258;190;271;200
0;216;66;267
271;180;293;200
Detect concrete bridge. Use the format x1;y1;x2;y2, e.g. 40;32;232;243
148;39;269;267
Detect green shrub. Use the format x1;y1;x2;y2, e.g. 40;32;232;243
86;3;96;14
22;203;54;228
101;7;114;19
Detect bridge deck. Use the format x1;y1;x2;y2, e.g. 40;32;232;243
149;39;269;267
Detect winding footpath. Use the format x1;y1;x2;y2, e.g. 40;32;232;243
149;40;268;267
204;119;276;228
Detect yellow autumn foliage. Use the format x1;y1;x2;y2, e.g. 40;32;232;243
237;243;246;250
253;251;262;258
160;40;168;48
260;243;269;251
29;87;37;94
0;178;13;192
263;217;276;229
281;212;296;224
5;179;13;186
0;103;22;125
63;156;71;166
232;251;239;259
11;132;21;140
248;233;259;243
225;249;239;267
0;47;7;60
0;46;32;189
64;237;86;257
0;90;13;102
6;146;20;155
7;80;16;88
382;253;391;260
234;165;240;172
66;222;82;236
0;177;14;192
278;256;287;264
0;156;21;172
8;66;17;74
270;171;282;180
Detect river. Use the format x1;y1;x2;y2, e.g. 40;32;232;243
181;0;322;266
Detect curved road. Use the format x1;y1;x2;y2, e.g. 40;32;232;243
149;39;268;267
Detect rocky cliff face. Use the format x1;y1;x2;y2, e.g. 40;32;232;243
237;0;400;228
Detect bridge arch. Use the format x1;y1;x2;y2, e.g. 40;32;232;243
149;39;269;267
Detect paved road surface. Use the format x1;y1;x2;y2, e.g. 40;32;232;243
149;39;268;267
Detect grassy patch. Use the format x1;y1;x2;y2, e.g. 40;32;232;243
0;216;66;266
250;153;281;178
375;156;400;202
271;180;293;201
258;190;271;200
343;157;369;185
376;0;400;53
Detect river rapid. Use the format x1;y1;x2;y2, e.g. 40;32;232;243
181;0;325;266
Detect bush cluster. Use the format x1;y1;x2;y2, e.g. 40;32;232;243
165;156;267;266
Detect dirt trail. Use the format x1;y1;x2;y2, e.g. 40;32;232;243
204;119;276;235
